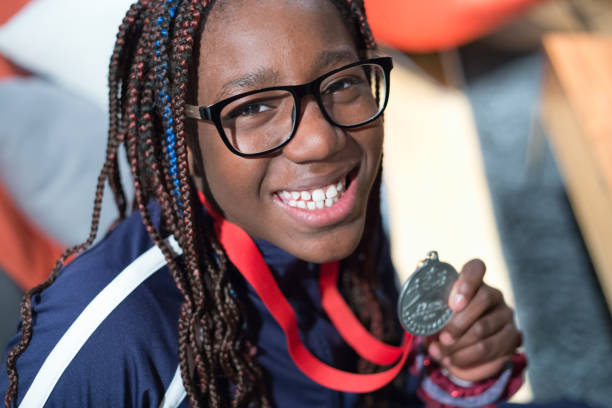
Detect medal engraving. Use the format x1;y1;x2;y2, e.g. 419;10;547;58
397;251;458;336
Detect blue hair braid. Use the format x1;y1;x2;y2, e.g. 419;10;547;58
155;0;183;209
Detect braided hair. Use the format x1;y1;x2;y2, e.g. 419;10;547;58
4;1;394;407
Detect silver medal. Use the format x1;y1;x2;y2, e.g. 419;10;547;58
397;251;458;336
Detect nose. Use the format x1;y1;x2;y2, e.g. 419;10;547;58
281;97;346;163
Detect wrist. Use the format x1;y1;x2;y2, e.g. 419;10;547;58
440;367;474;388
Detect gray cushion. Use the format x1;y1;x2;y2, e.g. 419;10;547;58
0;78;132;246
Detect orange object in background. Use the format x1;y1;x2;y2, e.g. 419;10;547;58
0;0;29;25
0;0;46;291
0;182;65;290
0;0;30;79
365;0;545;52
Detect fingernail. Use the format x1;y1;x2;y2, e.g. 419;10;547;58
450;292;466;310
439;331;454;345
428;343;441;360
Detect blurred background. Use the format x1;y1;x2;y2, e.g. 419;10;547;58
0;0;611;406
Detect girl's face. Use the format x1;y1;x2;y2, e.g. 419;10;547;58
192;0;384;263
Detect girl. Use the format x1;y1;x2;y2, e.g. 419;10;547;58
1;0;530;406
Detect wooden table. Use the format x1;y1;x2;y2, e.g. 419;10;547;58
541;33;612;313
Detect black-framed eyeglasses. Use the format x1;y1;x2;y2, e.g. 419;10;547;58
185;56;393;157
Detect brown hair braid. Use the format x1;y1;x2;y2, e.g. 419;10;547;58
4;1;395;407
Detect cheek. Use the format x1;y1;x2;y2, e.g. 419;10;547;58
371;133;384;162
197;126;266;221
202;148;245;205
198;125;238;201
357;123;384;169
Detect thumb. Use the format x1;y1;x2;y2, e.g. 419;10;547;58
449;259;486;312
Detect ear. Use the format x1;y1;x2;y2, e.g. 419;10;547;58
187;145;205;194
187;146;196;176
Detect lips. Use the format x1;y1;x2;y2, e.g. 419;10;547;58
272;166;360;228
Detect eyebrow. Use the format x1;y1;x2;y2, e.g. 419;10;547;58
213;49;359;102
313;49;359;71
214;68;280;101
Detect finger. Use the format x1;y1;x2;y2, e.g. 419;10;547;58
441;285;504;343
449;259;486;312
424;334;441;360
439;305;514;353
423;334;440;350
444;355;513;383
427;340;444;363
446;323;520;368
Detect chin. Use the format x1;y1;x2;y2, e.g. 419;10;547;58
285;222;365;264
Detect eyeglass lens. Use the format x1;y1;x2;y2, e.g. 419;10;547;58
219;63;387;154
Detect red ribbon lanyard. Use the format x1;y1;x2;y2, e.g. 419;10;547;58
199;193;412;393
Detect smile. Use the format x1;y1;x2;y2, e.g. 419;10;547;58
277;179;346;211
272;167;360;229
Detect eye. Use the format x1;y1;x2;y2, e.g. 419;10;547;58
225;101;272;119
322;75;364;95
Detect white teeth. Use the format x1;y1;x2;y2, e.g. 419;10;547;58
279;178;347;211
312;189;325;202
325;185;338;199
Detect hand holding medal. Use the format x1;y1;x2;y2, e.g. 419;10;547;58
398;252;522;382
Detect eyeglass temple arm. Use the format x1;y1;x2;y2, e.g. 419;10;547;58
184;104;212;121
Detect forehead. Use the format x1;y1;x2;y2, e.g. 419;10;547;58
196;0;358;104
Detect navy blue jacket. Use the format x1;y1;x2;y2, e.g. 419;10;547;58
1;204;543;407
